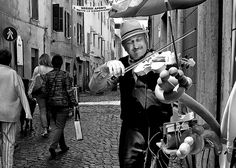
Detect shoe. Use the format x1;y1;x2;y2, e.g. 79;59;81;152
58;146;69;155
41;129;48;138
49;148;57;160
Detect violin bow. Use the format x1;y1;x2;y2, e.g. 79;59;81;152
125;28;196;73
165;0;179;67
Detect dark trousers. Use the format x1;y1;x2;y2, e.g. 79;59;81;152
118;121;168;168
119;121;147;168
50;107;69;150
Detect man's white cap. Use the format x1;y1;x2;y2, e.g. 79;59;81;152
120;19;148;42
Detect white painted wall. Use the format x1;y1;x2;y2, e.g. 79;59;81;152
84;0;115;67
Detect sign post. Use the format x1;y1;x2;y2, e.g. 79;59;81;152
2;26;18;70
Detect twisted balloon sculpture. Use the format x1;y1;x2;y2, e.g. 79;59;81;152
152;61;222;158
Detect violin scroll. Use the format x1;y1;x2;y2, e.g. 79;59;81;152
181;58;196;68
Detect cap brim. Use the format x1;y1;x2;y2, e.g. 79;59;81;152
122;30;149;42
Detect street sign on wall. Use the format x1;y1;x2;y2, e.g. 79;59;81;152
2;26;17;41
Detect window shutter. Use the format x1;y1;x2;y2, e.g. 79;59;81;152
67;12;70;37
64;11;67;37
32;0;38;20
53;4;59;31
87;33;90;53
80;25;83;45
77;23;79;44
59;7;63;31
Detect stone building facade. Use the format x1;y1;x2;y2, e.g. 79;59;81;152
0;0;118;91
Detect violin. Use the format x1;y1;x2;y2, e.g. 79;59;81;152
123;28;196;74
133;51;195;76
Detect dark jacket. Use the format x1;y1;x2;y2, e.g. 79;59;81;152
89;55;173;129
42;69;77;107
119;56;173;128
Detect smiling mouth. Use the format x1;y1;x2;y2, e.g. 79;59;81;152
134;48;142;53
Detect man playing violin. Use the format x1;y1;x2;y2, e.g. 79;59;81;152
89;19;173;168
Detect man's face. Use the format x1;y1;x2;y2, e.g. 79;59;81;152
123;33;148;61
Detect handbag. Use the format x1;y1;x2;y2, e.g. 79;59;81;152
33;74;44;92
67;87;78;107
28;66;44;96
74;106;83;140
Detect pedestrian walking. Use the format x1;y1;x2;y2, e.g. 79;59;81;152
31;53;53;137
0;49;32;168
89;19;173;168
41;54;77;160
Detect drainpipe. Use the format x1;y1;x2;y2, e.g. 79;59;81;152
214;4;223;168
101;8;103;62
71;0;76;86
216;0;223;123
43;28;47;54
231;0;236;87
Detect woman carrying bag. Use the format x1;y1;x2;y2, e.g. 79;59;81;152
41;54;77;160
31;54;53;137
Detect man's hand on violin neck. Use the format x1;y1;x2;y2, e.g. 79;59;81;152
106;60;125;77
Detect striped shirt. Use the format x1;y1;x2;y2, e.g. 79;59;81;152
41;69;77;107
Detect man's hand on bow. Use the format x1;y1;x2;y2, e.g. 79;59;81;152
106;60;125;78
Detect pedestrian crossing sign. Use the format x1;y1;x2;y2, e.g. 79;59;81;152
2;26;17;41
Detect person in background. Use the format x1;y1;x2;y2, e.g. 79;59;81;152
32;53;53;137
41;54;77;160
0;49;32;168
89;19;173;168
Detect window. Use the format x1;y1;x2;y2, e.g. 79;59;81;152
98;37;100;49
77;23;82;44
114;23;120;29
87;33;91;53
31;0;38;20
64;11;71;38
77;0;83;16
66;62;70;73
80;25;83;45
77;0;83;6
53;4;63;31
93;34;95;47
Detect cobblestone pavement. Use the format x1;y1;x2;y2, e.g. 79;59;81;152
13;91;121;168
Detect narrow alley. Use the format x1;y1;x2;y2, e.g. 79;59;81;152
13;91;121;168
